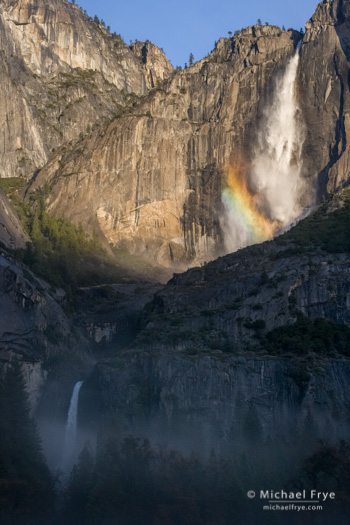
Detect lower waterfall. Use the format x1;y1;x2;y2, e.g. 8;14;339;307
61;381;83;472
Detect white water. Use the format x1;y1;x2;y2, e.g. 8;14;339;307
250;47;305;226
222;46;312;253
61;381;83;471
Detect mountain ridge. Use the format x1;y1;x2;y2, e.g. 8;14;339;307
16;0;350;269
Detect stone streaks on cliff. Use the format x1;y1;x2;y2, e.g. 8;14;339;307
130;41;174;89
89;353;350;452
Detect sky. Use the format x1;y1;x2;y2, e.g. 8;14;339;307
75;0;319;67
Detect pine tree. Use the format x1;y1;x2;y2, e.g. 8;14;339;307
64;445;95;523
0;361;54;524
189;52;194;66
31;209;42;241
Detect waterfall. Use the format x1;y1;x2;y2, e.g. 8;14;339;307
61;381;83;471
222;45;311;253
250;47;304;225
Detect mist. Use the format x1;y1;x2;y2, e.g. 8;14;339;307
221;47;313;254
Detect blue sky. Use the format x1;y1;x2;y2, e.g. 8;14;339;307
75;0;319;67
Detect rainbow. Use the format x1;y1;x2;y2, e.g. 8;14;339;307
222;165;279;248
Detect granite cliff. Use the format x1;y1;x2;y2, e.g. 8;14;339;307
0;0;172;179
87;354;350;453
26;24;301;267
21;0;350;269
0;247;91;408
300;0;350;195
0;0;350;408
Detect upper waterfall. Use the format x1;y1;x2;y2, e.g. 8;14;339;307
251;47;304;225
221;45;311;253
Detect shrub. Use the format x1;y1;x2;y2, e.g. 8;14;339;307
264;314;350;356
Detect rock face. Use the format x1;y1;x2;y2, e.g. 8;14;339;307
0;249;90;408
73;282;162;351
300;0;350;195
130;41;175;88
87;353;350;453
134;189;350;351
0;0;173;179
27;25;301;267
139;250;350;350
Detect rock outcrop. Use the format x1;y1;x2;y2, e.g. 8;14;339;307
134;188;350;352
73;282;162;351
0;249;90;408
300;0;350;195
0;0;173;179
130;41;175;88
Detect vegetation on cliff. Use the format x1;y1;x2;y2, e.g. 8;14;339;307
264;314;350;356
0;181;164;292
276;188;350;253
21;197;107;292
